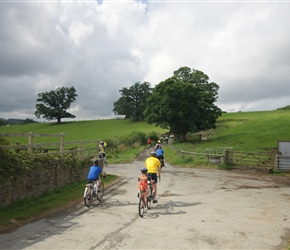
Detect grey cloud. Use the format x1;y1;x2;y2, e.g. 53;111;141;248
0;1;290;122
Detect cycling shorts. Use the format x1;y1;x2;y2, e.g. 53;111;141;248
157;155;164;160
147;173;158;184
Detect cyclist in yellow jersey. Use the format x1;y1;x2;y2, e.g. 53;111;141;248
98;140;107;158
145;151;161;203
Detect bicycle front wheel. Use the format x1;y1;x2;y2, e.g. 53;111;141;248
139;196;145;217
84;186;93;208
97;181;104;201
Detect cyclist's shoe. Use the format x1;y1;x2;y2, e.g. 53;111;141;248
153;199;158;203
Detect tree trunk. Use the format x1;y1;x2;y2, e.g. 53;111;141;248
179;133;187;142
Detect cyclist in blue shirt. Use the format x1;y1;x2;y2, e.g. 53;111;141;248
156;146;165;168
87;160;106;189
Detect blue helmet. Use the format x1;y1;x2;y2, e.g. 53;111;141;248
141;167;148;174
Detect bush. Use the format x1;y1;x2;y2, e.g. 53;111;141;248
147;131;159;142
217;163;233;170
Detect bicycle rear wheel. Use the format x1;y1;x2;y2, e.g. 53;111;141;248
97;181;104;201
84;186;93;208
139;196;145;217
147;187;153;209
147;194;152;210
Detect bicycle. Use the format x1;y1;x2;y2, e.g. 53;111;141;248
138;180;153;217
157;157;165;168
103;157;108;167
84;177;105;208
99;154;108;167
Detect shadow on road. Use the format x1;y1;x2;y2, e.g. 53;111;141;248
142;200;202;219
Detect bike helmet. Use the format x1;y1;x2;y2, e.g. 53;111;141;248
158;140;161;143
141;167;148;174
93;159;99;165
151;151;157;157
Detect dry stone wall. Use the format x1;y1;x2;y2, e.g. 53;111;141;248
0;158;92;207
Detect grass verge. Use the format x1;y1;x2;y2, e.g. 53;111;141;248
0;174;117;233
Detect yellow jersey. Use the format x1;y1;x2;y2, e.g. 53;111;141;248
145;156;161;173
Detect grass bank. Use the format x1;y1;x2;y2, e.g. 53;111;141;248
0;174;117;233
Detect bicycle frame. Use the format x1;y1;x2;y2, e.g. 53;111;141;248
138;181;153;217
84;177;104;208
138;190;147;217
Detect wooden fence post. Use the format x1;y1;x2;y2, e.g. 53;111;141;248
80;140;84;158
28;132;34;154
59;132;64;154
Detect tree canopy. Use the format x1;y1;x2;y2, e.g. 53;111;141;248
113;82;152;121
144;67;222;141
34;86;77;124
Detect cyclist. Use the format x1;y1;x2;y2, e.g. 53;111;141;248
138;167;152;195
156;146;165;168
147;138;151;148
165;135;169;144
98;140;107;159
87;159;106;191
154;140;161;152
145;151;161;203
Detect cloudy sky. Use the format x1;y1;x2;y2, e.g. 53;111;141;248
1;0;290;122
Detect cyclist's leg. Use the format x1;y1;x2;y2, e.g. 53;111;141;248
148;173;158;201
97;176;101;189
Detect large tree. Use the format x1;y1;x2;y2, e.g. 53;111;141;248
35;86;77;124
113;82;152;121
144;67;222;141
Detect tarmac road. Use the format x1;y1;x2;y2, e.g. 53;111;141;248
1;159;290;250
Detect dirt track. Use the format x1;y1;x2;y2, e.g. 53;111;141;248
1;148;290;249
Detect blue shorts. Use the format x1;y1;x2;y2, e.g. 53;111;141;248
147;173;157;184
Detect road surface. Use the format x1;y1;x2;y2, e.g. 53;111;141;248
1;158;290;249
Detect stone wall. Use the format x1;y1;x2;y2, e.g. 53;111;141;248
0;158;92;207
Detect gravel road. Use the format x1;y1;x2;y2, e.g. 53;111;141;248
1;150;290;250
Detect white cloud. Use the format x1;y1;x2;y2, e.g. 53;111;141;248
69;22;94;48
0;1;290;121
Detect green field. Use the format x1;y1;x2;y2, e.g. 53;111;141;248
0;119;167;144
164;110;290;168
1;110;290;160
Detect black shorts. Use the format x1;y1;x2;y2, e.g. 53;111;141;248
157;155;164;160
99;153;106;158
147;173;158;184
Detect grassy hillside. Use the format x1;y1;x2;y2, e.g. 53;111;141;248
1;110;290;165
1;110;290;153
173;110;290;151
0;119;167;145
165;110;290;168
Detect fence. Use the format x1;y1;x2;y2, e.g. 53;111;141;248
0;132;99;159
180;147;233;164
179;146;276;170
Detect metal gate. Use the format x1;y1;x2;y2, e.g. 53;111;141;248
276;141;290;171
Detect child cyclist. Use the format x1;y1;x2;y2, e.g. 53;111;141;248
138;167;152;198
87;160;106;193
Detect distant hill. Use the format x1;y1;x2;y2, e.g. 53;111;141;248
0;118;38;126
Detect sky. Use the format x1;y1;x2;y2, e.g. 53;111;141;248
0;0;290;122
